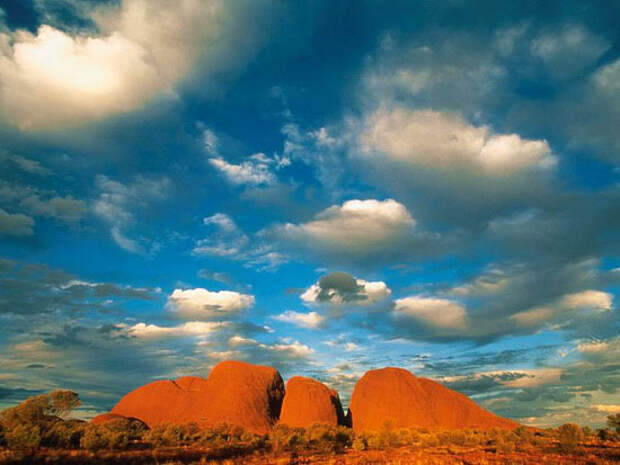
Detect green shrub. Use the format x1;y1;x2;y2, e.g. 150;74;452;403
41;419;85;448
608;414;620;433
80;423;130;451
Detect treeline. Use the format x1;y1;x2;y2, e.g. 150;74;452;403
1;391;618;454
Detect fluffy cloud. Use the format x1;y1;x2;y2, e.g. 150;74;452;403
0;0;269;130
273;310;325;329
166;288;254;320
271;199;446;264
127;321;227;339
360;108;555;175
394;296;467;330
0;208;34;236
301;272;391;306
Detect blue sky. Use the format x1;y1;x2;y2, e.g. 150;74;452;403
0;0;618;427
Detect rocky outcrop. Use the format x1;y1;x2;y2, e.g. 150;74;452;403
204;360;285;433
279;376;345;427
348;367;518;432
110;361;284;433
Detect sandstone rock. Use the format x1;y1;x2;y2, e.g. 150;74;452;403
111;379;210;427
110;361;284;433
279;376;345;427
348;367;517;432
204;360;285;433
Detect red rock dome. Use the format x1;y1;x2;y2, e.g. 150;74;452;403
110;378;210;427
348;367;517;432
279;376;345;427
204;360;284;433
110;362;284;433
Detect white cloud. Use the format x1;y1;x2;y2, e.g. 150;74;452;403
127;321;226;339
510;306;555;327
561;290;612;311
209;154;277;187
192;212;284;269
93;175;170;254
0;0;269;130
394;296;467;330
227;335;257;347
360;108;555;175
301;275;391;306
193;213;249;257
273;310;325;329
167;288;254;320
0;208;34;236
269;341;314;358
276;199;416;256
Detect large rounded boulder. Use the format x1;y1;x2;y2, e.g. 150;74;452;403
111;377;210;427
348;367;517;432
204;360;284;433
279;376;345;427
110;361;285;433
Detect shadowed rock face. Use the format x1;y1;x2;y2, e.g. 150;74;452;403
348;367;518;432
205;360;285;433
279;376;345;427
110;361;284;433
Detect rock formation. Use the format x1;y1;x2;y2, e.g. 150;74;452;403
348;367;518;431
110;378;211;427
204;360;285;433
110;361;284;433
90;413;128;424
279;376;345;427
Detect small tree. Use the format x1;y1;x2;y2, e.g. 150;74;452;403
607;414;620;433
556;423;584;453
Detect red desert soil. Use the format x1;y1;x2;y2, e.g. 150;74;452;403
111;361;284;434
279;376;345;427
348;367;518;432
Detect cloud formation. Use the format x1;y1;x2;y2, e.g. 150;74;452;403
301;272;391;306
360;108;555;175
166;288;255;320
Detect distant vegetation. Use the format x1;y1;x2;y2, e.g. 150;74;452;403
0;391;618;464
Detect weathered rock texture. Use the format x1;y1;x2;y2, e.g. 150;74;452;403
204;360;285;433
110;361;284;433
348;367;518;432
279;376;345;427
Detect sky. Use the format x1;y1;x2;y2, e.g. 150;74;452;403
0;0;618;428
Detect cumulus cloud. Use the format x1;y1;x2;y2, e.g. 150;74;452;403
0;208;34;236
93;175;170;254
394;296;467;330
270;198;447;264
0;0;271;130
166;288;254;320
273;310;325;329
301;272;391;306
360;108;555;175
126;321;227;339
